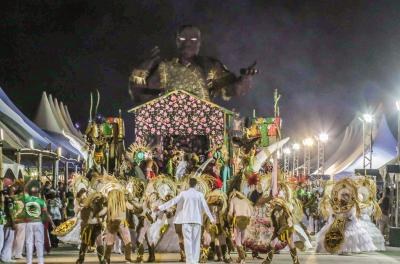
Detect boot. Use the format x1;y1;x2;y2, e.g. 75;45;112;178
104;245;113;264
216;245;223;261
124;242;134;263
200;246;209;263
208;242;215;261
226;237;235;254
135;243;144;263
262;246;274;264
179;242;186;262
236;246;246;263
76;243;87;264
221;245;232;263
290;248;300;264
147;245;155;263
97;245;105;264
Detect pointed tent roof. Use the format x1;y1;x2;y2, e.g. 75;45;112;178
324;106;397;177
35;92;63;133
59;102;81;138
54;98;72;134
64;105;83;138
47;94;65;133
34;92;85;156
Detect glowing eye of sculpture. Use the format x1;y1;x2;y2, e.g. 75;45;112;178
178;37;186;41
190;38;198;41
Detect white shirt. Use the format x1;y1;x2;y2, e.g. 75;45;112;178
158;188;215;225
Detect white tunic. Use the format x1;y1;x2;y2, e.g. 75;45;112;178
158;188;215;225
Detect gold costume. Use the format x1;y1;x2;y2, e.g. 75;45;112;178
131;57;235;101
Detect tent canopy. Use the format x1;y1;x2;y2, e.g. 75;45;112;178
324;106;397;178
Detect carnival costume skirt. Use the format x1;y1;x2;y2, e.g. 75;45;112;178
316;217;376;254
55;217;82;245
359;215;385;251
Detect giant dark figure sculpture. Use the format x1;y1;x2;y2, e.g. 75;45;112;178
129;25;258;102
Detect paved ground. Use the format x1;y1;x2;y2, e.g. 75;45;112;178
11;246;400;264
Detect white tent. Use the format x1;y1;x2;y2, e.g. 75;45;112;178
34;92;86;158
324;107;397;178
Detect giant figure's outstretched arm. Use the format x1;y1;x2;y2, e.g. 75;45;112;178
128;46;163;102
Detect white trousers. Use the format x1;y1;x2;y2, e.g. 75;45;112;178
1;226;14;262
183;223;201;264
0;225;4;254
12;223;26;258
25;222;44;264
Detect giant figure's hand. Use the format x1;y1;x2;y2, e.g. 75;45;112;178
140;46;161;71
235;61;259;96
240;61;259;76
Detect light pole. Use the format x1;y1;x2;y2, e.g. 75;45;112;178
292;143;300;178
395;101;400;227
303;138;314;177
317;133;329;178
283;147;291;179
359;113;374;174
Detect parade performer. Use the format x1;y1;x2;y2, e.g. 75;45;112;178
201;189;231;263
12;181;26;260
228;189;253;264
104;189;135;264
75;192;107;264
54;174;90;246
157;178;215;264
316;178;376;254
262;198;300;264
24;180;55;264
357;177;385;251
129;25;257;103
136;176;177;263
1;186;16;263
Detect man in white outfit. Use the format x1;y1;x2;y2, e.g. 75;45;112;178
157;178;215;264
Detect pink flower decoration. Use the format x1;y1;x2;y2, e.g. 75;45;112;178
187;127;193;133
169;128;174;133
151;128;156;134
200;117;206;123
156;131;161;135
171;95;177;101
205;127;211;133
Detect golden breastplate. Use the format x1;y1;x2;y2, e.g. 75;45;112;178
159;60;210;100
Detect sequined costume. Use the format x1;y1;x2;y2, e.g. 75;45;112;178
131;56;237;101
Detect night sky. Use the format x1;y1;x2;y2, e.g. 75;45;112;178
1;1;400;144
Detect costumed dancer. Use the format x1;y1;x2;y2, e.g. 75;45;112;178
135;177;176;263
201;189;231;263
57;188;87;245
357;177;385;251
316;178;376;254
104;189;135;264
262;198;300;264
228;189;253;264
75;192;107;264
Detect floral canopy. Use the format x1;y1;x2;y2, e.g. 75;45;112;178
128;90;232;148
